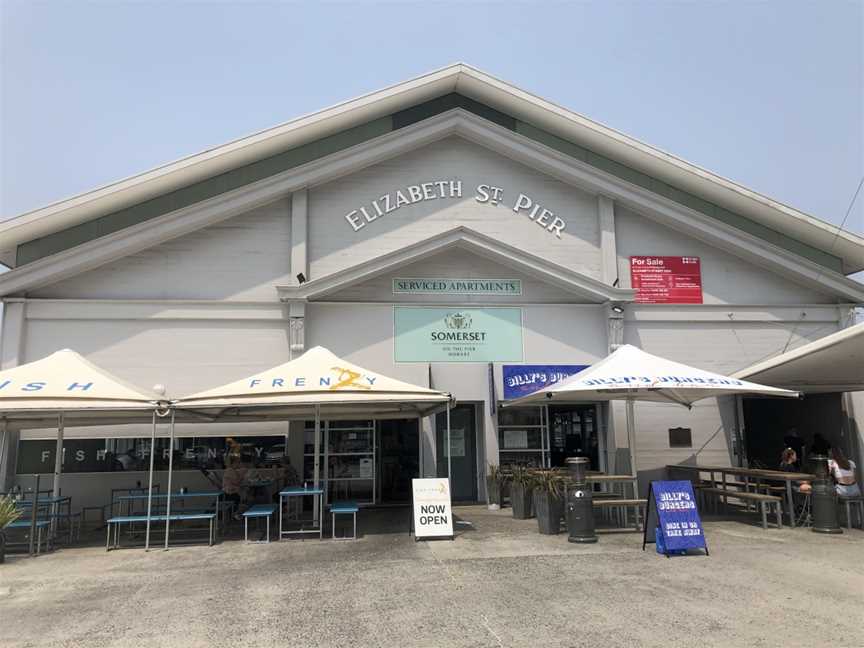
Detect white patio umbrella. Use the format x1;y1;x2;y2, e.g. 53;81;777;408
174;346;453;538
0;349;165;550
505;344;800;493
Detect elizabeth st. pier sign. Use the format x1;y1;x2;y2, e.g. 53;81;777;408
343;179;567;238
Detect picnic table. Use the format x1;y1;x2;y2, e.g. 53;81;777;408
667;464;814;527
16;495;76;542
114;490;226;530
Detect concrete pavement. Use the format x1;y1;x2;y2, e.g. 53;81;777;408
0;506;861;648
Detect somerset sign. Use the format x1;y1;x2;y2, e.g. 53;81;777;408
344;179;567;238
412;478;454;539
630;256;703;304
393;278;522;296
394;307;523;362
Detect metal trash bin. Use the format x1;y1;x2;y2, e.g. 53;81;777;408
809;454;842;535
566;457;597;543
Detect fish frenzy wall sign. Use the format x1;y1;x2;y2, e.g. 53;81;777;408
343;179;567;238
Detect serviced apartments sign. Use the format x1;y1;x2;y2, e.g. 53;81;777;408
393;278;522;296
394;307;523;362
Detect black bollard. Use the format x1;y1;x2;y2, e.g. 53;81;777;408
566;457;597;543
809;454;842;534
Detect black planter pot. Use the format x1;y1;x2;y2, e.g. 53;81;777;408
486;479;502;510
533;489;564;535
511;482;534;519
0;531;5;564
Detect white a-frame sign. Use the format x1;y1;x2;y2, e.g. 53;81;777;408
412;478;454;539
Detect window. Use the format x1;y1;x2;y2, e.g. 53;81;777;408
16;436;287;475
668;427;692;449
497;406;547;469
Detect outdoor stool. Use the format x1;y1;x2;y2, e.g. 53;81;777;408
242;504;277;543
839;496;864;530
330;501;359;540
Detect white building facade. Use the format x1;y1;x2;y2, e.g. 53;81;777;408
1;65;863;508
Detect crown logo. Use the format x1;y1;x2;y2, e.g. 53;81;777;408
444;312;472;330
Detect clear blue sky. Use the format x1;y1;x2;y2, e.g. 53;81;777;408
1;1;862;240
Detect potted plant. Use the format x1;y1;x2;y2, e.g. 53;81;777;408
0;495;22;564
532;470;564;534
510;466;535;520
485;463;503;510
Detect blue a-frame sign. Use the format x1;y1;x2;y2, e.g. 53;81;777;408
642;480;709;556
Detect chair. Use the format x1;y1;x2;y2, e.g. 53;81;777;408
839;496;863;530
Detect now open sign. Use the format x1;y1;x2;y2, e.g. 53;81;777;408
412;478;454;539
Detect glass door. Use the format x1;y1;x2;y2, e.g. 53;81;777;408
377;419;420;504
304;420;375;506
548;405;599;470
435;404;478;502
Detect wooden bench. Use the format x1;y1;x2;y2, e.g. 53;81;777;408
330;501;359;540
106;513;217;550
592;498;647;531
700;487;782;529
242;504;277;543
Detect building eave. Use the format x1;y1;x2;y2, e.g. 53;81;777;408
1;63;862;272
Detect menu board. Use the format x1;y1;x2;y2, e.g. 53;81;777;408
630;256;702;304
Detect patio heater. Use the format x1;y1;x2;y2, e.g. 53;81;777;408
809;455;842;534
565;457;596;543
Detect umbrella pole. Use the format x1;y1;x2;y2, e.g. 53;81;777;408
145;410;157;551
51;412;64;539
446;402;451;484
163;409;176;551
626;399;639;497
313;404;321;524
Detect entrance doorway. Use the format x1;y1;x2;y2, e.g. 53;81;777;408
435;404;479;502
742;393;844;469
377;419;419;504
548;405;600;470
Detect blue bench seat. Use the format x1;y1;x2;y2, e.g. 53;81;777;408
242;504;277;543
329;501;359;540
5;519;52;554
242;504;277;518
106;513;217;550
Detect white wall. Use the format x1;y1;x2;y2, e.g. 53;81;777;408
308;136;601;281
31;199;292;301
615;206;836;305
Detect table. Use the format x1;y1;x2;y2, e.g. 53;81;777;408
279;487;324;540
667;465;814;527
16;496;73;541
115;491;225;529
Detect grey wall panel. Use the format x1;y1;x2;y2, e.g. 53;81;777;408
30;199;292;301
308;137;601;281
615;206;835;305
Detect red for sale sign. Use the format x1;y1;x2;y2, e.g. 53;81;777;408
630;256;703;304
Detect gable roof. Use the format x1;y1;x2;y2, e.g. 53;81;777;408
276;226;636;304
1;63;863;274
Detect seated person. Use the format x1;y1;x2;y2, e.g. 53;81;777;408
222;458;248;519
779;448;798;472
780;449;811;493
828;448;861;498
